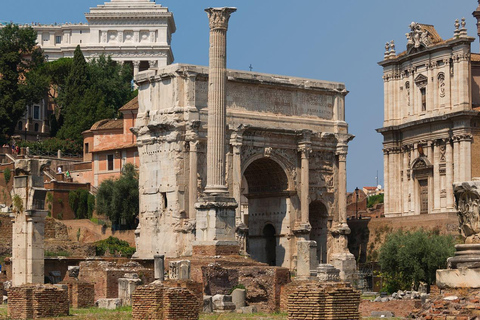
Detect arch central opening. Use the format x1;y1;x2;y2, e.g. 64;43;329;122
242;157;289;267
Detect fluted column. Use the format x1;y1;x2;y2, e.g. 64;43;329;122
445;138;454;209
188;141;199;219
204;7;236;195
133;60;140;77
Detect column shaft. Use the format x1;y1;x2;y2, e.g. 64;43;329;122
189;141;198;219
338;154;347;223
300;149;310;224
446;139;454;209
383;151;389;215
433;143;441;211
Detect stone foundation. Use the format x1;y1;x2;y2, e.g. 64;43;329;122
7;284;69;319
283;281;360;320
132;281;199;320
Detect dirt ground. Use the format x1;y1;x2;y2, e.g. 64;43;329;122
359;299;418;318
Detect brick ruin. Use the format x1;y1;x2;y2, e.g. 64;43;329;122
77;260;153;300
201;262;290;312
283;281;361;320
132;281;199;320
63;281;95;308
7;284;69;319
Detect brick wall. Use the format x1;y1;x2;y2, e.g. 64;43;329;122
132;281;199;320
285;281;360;320
8;284;69;319
64;281;95;308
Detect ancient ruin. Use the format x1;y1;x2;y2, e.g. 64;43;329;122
10;159;50;286
437;181;480;288
132;6;355;278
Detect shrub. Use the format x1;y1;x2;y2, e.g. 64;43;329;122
95;236;135;258
367;193;384;208
68;189;95;219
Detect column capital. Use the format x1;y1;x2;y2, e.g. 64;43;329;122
133;60;141;68
298;145;312;159
205;7;237;30
149;60;157;68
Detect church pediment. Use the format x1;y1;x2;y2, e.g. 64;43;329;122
414;74;428;88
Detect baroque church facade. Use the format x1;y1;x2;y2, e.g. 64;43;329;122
378;7;480;217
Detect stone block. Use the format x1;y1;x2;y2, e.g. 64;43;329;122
231;288;246;309
118;276;142;306
169;260;191;280
317;264;340;282
212;294;236;312
237;305;257;314
436;268;480;288
296;240;317;279
95;298;122;310
203;295;213;313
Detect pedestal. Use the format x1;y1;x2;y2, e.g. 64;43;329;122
330;224;356;282
437;244;480;288
193;196;239;256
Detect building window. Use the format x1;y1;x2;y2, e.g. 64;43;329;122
34;123;39;132
107;154;114;171
85;143;89;153
55;36;61;44
80;30;83;34
420;88;427;111
33;105;40;120
18;121;23;131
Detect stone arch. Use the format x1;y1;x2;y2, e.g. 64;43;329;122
309;200;329;264
242;157;290;267
241;153;294;192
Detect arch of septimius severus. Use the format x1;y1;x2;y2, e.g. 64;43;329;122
131;6;355;276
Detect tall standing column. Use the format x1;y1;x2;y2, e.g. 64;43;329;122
299;143;311;226
193;8;238;254
383;149;390;215
204;7;237;195
133;61;140;78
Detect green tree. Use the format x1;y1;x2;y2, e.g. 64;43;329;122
379;229;455;293
57;47;135;144
0;23;45;143
68;189;95;219
96;163;139;229
367;193;384;208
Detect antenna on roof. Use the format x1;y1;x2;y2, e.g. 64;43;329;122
249;64;253;71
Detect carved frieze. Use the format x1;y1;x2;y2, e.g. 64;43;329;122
439;163;446;175
454;182;480;241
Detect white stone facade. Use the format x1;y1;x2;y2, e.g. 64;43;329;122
378;21;480;217
30;0;175;73
132;64;353;270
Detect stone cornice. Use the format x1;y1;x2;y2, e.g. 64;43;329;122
376;110;480;133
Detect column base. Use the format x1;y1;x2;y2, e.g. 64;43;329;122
195;196;238;245
330;252;356;283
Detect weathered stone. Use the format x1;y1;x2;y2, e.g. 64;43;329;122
296;240;317;279
96;298;122;310
238;305;257;314
212;294;236;312
169;260;191;280
118;275;142;306
203;295;213;313
154;255;165;281
67;266;79;279
316;264;340;282
231;288;246;309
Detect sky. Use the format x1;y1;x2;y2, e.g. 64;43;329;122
2;0;478;192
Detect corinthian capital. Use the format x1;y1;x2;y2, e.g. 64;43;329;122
205;7;237;30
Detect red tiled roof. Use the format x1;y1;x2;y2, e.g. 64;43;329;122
119;96;138;112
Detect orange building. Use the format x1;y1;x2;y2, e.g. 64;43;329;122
75;96;139;187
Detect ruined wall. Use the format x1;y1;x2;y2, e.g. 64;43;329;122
78;261;154;300
285;281;360;320
132;282;199;320
201;263;290;312
66;281;95;308
8;284;69;319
